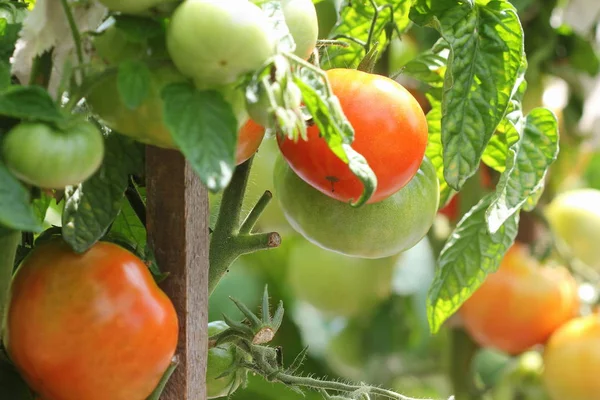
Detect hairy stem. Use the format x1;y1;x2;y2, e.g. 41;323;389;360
239;191;273;234
59;0;84;81
448;328;480;400
146;358;179;400
0;231;20;337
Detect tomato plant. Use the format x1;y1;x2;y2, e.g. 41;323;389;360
4;240;178;400
459;243;579;355
207;321;248;399
278;68;428;204
274;155;439;258
1;120;105;189
543;313;600;400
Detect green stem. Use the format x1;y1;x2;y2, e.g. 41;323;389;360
59;0;84;81
448;328;480;400
146;359;179;400
28;50;53;87
0;231;20;337
126;178;147;227
239;191;273;234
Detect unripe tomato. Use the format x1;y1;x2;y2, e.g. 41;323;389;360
273;156;439;259
543;313;600;400
1;120;105;189
459;243;579;355
281;0;319;59
207;321;247;399
287;240;395;317
278;68;428;204
98;0;177;15
236;119;265;165
4;240;179;400
166;0;275;87
545;188;600;269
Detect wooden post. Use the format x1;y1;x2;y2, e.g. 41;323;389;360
146;147;209;400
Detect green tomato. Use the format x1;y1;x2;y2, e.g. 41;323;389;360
281;0;319;59
86;63;187;149
325;322;367;380
315;0;338;39
207;321;247;399
273;156;440;259
97;0;177;14
545;188;600;269
167;0;275;87
287;239;395;317
2;120;105;189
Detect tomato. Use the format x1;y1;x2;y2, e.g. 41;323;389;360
236;119;265;165
98;0;176;14
281;0;319;59
314;0;338;39
545;188;600;269
207;321;247;399
4;240;178;400
325;321;367;380
543;313;600;400
166;0;275;87
273;155;439;259
459;243;579;355
287;239;395;317
1;119;105;189
277;68;428;204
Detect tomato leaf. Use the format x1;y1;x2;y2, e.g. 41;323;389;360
0;85;63;123
486;109;558;233
32;192;52;224
62;135;144;253
322;0;412;69
0;161;42;232
113;15;164;42
400;38;448;88
109;190;147;253
415;1;524;191
161;82;238;192
425;96;454;207
294;68;377;206
117;60;151;110
427;195;519;333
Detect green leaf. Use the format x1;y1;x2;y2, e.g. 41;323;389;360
62;135;143;253
428;195;519;333
425;96;454;207
0;162;42;232
32;192;52;224
117;60;151;109
0;85;64;123
161;82;238;192
437;1;524;190
0;8;23;63
110;191;147;253
409;0;457;27
322;0;412;69
294;68;377;206
400;39;449;87
0;60;10;90
486;108;558;232
113;15;164;42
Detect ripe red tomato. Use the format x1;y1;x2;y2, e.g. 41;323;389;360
236;119;265;165
459;242;579;355
543;313;600;400
4;240;179;400
277;68;428;204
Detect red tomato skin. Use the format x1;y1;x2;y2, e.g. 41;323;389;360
236;119;265;165
5;240;179;400
278;68;428;204
459;243;579;355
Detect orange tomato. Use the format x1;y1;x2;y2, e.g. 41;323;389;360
543;313;600;400
236;119;265;165
278;68;428;204
459;243;579;355
4;240;178;400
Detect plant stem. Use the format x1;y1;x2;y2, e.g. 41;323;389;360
209;158;281;295
146;358;179;400
0;231;20;337
239;191;273;234
448;328;480;400
126;178;147;227
28;50;53;87
59;0;84;81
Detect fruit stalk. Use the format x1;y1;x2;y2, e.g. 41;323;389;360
0;231;20;333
